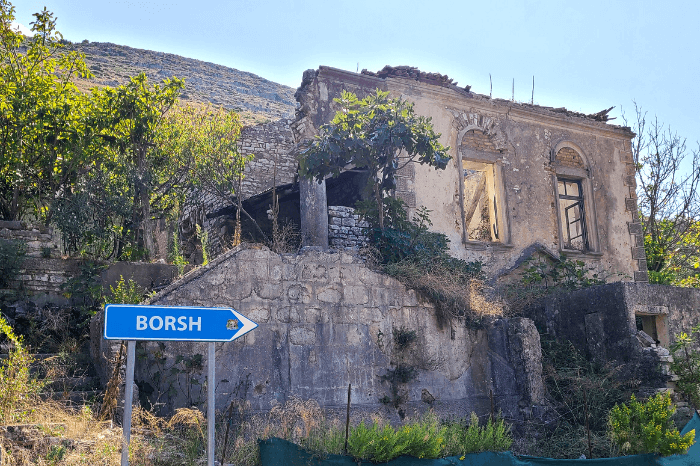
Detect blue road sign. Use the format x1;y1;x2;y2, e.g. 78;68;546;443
104;304;258;342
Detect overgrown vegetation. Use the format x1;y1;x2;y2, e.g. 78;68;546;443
442;412;513;456
670;325;700;409
0;238;25;289
501;253;611;314
168;228;189;275
624;103;700;287
608;392;694;456
0;315;43;424
109;275;150;304
0;2;253;262
357;198;494;326
524;336;636;459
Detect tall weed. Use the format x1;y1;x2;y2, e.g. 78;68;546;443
442;412;513;456
0;316;43;424
347;413;446;462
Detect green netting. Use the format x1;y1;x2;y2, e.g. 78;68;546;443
258;438;668;466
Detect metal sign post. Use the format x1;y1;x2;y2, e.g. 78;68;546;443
104;304;258;466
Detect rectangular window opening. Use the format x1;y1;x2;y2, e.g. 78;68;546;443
463;161;501;243
557;178;588;251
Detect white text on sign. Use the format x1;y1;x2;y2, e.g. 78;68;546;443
136;315;202;332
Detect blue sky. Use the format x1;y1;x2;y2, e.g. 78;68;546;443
12;0;700;150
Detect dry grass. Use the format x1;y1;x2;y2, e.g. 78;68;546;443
384;259;505;327
0;402;122;465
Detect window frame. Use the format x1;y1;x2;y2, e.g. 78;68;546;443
551;142;600;255
456;127;511;247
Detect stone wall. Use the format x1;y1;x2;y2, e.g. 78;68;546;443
14;258;80;300
0;221;60;258
526;282;700;361
238;119;297;199
93;245;545;422
328;206;369;248
525;282;700;393
181;118;297;259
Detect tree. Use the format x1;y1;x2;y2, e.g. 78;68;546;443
299;89;450;230
90;73;186;259
626;103;700;285
161;104;252;246
0;1;92;221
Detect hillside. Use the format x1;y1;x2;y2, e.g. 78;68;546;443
71;41;297;123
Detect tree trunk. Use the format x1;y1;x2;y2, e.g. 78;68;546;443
375;182;384;231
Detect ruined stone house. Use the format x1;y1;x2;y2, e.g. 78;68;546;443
195;65;646;285
92;65;677;421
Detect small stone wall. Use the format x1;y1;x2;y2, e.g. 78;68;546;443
15;258;80;298
328;206;369;248
0;221;60;258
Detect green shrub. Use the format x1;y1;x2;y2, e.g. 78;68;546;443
442;412;513;456
169;229;188;275
109;275;147;304
357;199;486;325
347;414;445;462
502;254;612;315
608;392;695;456
670;326;700;409
196;224;209;266
0;239;25;289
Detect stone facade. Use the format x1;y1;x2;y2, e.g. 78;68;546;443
93;245;545;422
291;66;643;282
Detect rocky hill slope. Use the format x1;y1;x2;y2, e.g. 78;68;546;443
71;41;297;123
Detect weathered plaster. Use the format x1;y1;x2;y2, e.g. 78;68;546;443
292;66;641;282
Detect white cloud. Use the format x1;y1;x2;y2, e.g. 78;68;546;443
10;21;32;37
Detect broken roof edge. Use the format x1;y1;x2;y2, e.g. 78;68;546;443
313;65;635;139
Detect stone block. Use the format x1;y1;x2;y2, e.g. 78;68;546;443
317;286;342;303
289;326;316;345
634;270;649;282
287;284;312;303
301;263;328;280
276;306;302;323
343;285;369;305
631;247;647;260
257;283;282;299
248;307;271;323
628;222;642;235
